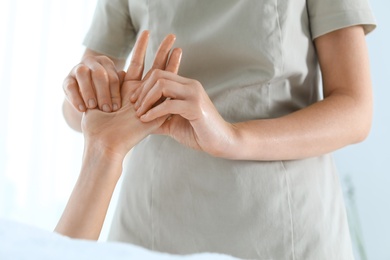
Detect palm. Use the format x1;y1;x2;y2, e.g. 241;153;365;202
81;31;181;157
160;115;199;150
160;114;223;154
82;82;163;155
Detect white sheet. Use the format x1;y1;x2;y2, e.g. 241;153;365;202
0;219;238;260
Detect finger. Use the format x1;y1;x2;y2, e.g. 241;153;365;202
165;48;182;74
130;85;143;103
90;62;112;112
125;31;150;81
136;79;189;117
118;71;133;101
135;48;182;103
132;37;179;103
100;58;121;111
71;64;97;109
63;76;86;112
135;70;191;110
143;34;176;80
140;99;188;122
142;114;171;132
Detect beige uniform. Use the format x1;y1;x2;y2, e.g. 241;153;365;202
84;1;376;259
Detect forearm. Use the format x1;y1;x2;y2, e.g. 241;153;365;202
54;143;123;240
223;26;373;161
226;91;372;161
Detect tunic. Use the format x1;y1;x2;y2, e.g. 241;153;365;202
83;1;376;259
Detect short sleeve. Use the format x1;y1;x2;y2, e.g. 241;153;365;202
83;0;136;59
307;0;377;40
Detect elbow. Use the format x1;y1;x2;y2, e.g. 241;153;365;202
350;110;373;144
348;91;373;144
353;125;371;144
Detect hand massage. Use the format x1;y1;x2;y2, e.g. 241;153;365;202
1;0;377;259
0;31;236;260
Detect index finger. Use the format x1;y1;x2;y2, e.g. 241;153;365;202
125;30;150;81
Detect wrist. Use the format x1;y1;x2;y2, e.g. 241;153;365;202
84;137;126;163
81;139;125;181
211;122;241;160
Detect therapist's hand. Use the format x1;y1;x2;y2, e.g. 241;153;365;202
133;70;236;158
63;32;180;114
63;51;123;113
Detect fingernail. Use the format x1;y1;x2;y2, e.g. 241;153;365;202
113;103;118;111
102;104;111;112
79;104;86;111
135;101;140;109
88;99;96;108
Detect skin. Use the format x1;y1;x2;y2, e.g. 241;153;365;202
133;25;373;161
64;26;372;161
55;31;182;240
62;32;178;132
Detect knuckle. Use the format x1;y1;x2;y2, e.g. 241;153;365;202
156;78;165;87
92;68;109;81
157;79;168;93
100;55;114;65
74;64;90;75
192;80;202;88
63;77;77;92
109;73;120;86
189;80;204;97
150;68;163;79
191;80;203;93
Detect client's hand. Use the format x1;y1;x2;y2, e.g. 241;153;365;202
55;31;182;240
82;31;182;160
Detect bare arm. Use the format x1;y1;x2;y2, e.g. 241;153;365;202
54;144;123;239
55;32;182;240
136;26;373;161
228;25;373;160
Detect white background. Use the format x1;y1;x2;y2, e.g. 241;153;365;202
0;0;388;259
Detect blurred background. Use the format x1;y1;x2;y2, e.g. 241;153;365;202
0;0;388;259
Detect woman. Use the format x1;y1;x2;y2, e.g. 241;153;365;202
62;1;376;259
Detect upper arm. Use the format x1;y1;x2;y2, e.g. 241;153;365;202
314;25;372;98
314;25;373;136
